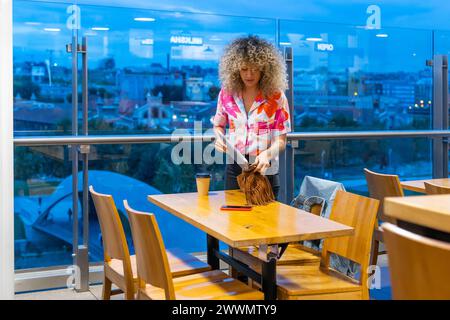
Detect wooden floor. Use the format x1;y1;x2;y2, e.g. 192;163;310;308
15;255;392;300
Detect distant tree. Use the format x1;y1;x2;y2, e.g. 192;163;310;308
14;214;27;240
13;76;41;100
152;155;182;193
127;144;162;185
97;87;114;99
38;96;65;103
151;85;183;103
14;147;44;181
208;85;221;101
329;114;358;129
299;116;325;129
88;118;114;132
56;118;72;134
66;92;82;103
98;57;116;70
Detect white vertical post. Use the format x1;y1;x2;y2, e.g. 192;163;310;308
0;0;15;300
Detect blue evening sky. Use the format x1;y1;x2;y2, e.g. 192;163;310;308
33;0;450;31
13;0;450;71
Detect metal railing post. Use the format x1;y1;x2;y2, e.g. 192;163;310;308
66;34;89;292
281;46;295;204
79;36;90;292
431;55;449;178
67;33;81;291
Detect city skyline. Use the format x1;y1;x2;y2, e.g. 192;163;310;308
13;0;445;72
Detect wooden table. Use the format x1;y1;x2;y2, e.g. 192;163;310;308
384;194;450;242
401;178;450;194
148;189;354;300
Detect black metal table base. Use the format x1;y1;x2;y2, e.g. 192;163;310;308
206;234;278;300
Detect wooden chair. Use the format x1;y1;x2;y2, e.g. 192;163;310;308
424;182;450;195
276;190;379;300
124;200;263;300
231;202;324;272
364;168;404;267
382;222;450;299
89;186;211;300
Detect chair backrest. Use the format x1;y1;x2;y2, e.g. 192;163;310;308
382;222;450;299
364;168;404;221
124;200;175;300
322;190;379;284
89;186;130;262
424;182;450;195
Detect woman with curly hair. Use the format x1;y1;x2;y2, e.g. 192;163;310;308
213;35;291;198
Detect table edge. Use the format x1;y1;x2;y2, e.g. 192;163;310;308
148;194;354;248
384;196;450;234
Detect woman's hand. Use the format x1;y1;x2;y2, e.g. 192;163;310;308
254;150;271;174
214;127;227;153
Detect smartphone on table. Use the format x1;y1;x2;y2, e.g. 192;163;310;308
220;205;252;211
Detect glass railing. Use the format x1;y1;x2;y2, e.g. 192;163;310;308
293;137;432;195
11;0;449;274
14;145;73;269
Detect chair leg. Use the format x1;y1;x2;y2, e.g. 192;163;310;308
124;289;135;300
102;276;112;300
370;239;379;268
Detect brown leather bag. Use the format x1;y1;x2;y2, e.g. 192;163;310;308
237;164;275;206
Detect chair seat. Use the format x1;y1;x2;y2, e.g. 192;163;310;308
108;248;211;280
166;248;212;277
140;270;264;300
276;265;362;298
234;244;320;269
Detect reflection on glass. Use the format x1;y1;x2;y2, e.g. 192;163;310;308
13;1;73;137
12;0;439;272
294;138;432;196
14;1;277;136
14;142;227;266
14;146;73;269
280;21;433;131
87;142;226;261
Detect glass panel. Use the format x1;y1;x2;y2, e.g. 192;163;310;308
279;20;433;131
14;146;73;269
293;138;431;196
13;0;74;137
87;142;226;261
79;5;277;134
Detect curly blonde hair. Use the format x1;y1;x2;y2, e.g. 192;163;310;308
219;35;287;97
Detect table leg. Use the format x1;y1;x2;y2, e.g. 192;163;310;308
261;254;277;300
207;234;220;270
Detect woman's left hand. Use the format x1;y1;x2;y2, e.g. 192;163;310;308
254;150;271;174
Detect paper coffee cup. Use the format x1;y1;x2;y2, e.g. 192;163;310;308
196;173;211;196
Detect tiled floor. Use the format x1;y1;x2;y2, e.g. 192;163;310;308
15;284;126;300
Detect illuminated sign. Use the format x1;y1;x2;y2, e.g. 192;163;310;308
141;38;154;45
170;36;203;45
316;43;334;52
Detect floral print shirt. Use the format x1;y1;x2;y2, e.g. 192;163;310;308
213;89;291;158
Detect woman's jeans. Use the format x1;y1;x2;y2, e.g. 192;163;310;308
224;158;280;199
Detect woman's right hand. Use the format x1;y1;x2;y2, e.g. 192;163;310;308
214;127;227;153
